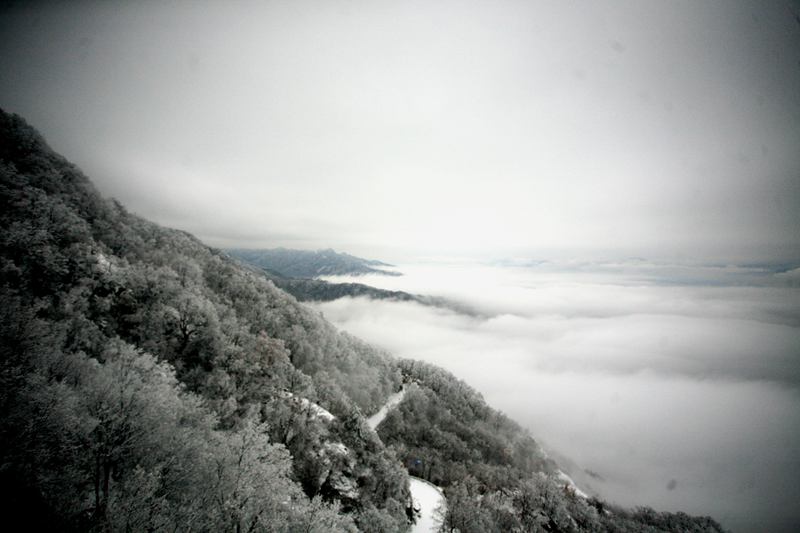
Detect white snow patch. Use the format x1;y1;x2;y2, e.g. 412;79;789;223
409;476;445;533
367;387;406;430
94;252;114;273
557;470;589;499
539;447;590;499
280;391;335;422
325;442;349;456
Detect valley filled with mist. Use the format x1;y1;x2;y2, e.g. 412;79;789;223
315;261;800;532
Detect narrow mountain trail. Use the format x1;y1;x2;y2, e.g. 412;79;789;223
408;477;446;533
366;387;407;430
368;387;446;533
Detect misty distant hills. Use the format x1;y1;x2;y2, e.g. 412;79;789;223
227;247;417;303
248;263;418;303
229;250;485;315
227;247;400;278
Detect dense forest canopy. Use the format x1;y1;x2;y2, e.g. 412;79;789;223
0;110;407;532
0;109;724;532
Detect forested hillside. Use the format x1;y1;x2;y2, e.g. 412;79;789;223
380;361;726;532
227;248;399;278
0;110;724;532
0;110;408;532
241;263;419;303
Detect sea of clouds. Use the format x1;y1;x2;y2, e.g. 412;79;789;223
314;261;800;532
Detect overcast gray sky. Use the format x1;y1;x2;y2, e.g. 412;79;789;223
1;0;799;262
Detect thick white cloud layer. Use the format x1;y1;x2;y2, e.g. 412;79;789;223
313;263;800;532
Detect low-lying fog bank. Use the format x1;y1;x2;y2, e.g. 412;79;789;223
314;261;800;532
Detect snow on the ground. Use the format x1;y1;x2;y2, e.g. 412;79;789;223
366;387;406;429
324;442;349;456
540;447;590;499
409;476;445;533
557;470;589;499
366;387;447;532
279;391;335;422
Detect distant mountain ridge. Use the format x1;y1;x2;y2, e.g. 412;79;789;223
227;247;401;278
229;252;486;317
256;267;417;303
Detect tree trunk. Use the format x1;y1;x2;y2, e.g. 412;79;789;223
94;455;101;513
102;461;111;514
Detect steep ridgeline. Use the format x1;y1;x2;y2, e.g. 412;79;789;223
231;253;486;318
227;247;400;278
0;110;408;532
379;360;727;533
0;110;725;533
241;261;419;303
